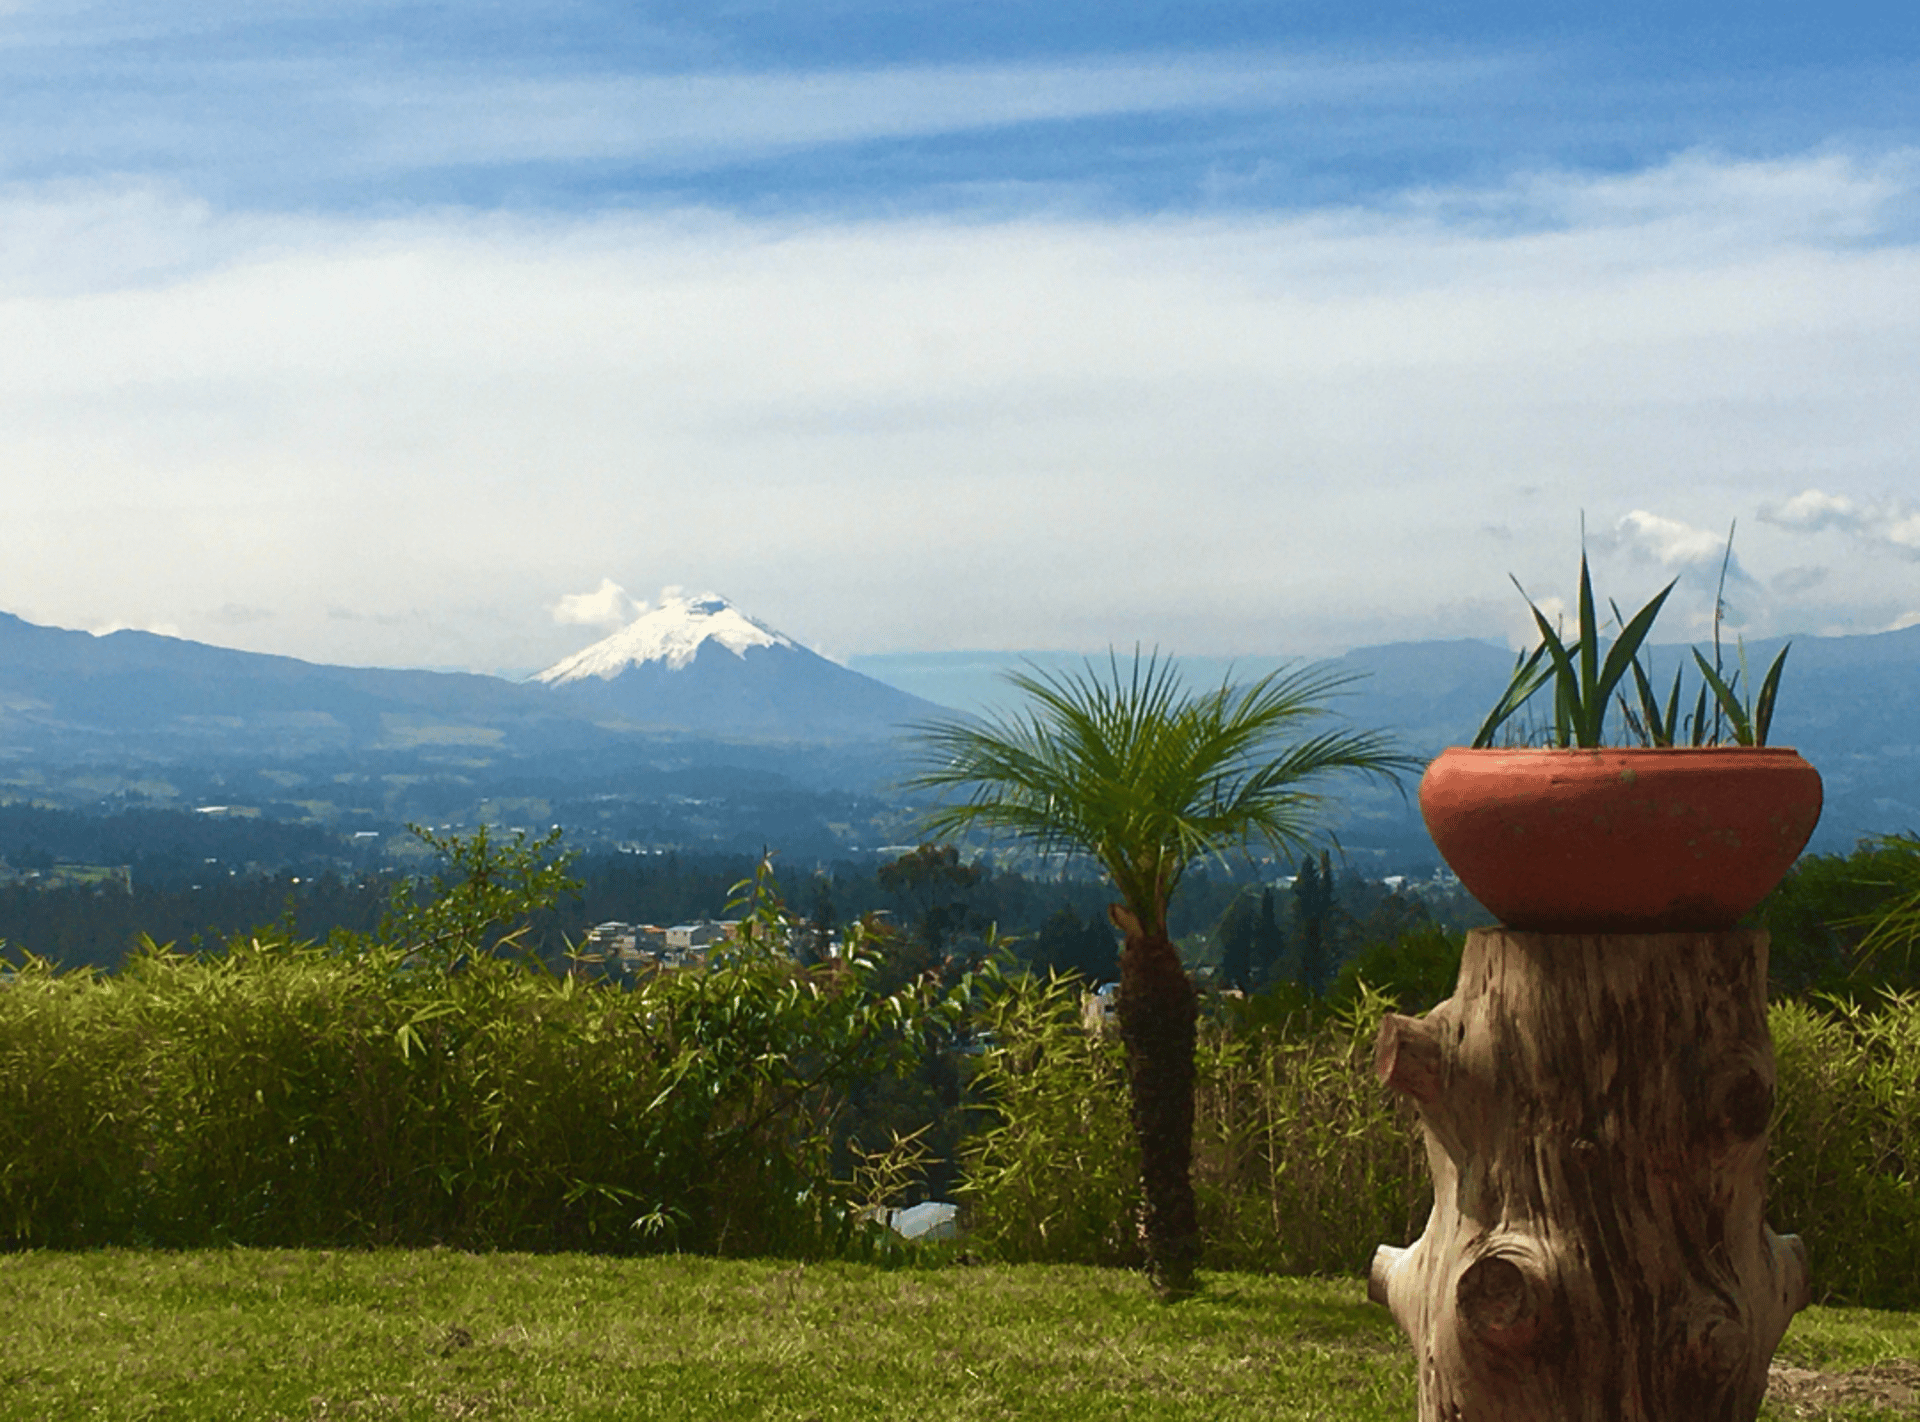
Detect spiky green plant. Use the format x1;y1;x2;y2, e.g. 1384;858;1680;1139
1836;832;1920;983
1473;555;1676;748
1689;641;1792;747
910;651;1411;1297
1477;524;1794;749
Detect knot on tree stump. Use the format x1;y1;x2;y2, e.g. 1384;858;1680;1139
1456;1248;1552;1353
1713;1058;1775;1145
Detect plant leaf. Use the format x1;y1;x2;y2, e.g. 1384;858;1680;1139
907;651;1415;939
1577;554;1600;742
1627;655;1669;747
1692;648;1754;745
1471;642;1553;748
1522;596;1585;747
1590;578;1677;744
1754;644;1791;746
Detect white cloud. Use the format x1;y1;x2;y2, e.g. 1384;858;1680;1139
1760;489;1865;532
1609;511;1731;569
3;148;1920;666
1426;149;1920;248
1760;489;1920;558
89;619;183;639
552;579;642;630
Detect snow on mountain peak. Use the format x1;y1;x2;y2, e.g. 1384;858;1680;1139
532;591;795;685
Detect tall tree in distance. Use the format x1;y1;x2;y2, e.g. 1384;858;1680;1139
910;652;1411;1298
1292;849;1336;997
1217;892;1259;993
877;842;984;964
1030;903;1120;983
1253;886;1287;987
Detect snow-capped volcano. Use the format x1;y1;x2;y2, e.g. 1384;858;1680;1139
532;591;941;741
534;592;795;684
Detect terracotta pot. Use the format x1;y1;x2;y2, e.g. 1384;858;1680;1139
1419;746;1824;933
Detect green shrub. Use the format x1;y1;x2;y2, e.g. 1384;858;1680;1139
0;836;965;1257
1769;989;1920;1308
1328;926;1465;1017
959;970;1920;1306
0;957;151;1245
959;972;1428;1275
6;826;1914;1305
957;971;1141;1265
1192;986;1429;1275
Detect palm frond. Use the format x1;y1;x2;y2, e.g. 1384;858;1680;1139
907;651;1416;937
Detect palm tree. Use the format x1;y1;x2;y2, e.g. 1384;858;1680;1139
910;652;1412;1298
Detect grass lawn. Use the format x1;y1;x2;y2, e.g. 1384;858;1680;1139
1;1251;1914;1421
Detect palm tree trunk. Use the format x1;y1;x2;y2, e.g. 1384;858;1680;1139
1116;924;1200;1298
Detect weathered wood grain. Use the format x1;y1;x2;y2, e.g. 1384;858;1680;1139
1370;928;1809;1421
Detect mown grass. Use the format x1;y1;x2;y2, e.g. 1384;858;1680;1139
2;1251;1408;1421
3;1252;1913;1422
1772;1304;1920;1372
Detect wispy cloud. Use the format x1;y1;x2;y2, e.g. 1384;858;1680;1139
1406;149;1920;249
207;602;275;625
0;33;1523;202
6;6;1914;220
361;52;1513;171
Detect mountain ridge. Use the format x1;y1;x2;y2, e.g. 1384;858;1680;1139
4;607;1917;860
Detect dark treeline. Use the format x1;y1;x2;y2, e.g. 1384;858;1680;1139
0;872;392;969
0;802;1491;995
6;797;1915;1008
1;814;1460;990
0;803;358;888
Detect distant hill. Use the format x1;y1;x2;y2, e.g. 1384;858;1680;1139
853;629;1920;859
0;610;591;762
4;603;1915;863
0;596;941;763
0;601;944;856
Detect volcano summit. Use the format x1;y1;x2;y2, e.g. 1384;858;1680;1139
532;592;940;741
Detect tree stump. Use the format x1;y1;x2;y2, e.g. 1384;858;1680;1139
1369;928;1810;1421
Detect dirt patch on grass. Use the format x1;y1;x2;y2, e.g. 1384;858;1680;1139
1768;1360;1920;1417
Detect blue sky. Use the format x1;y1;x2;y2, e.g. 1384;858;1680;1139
4;1;1919;674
